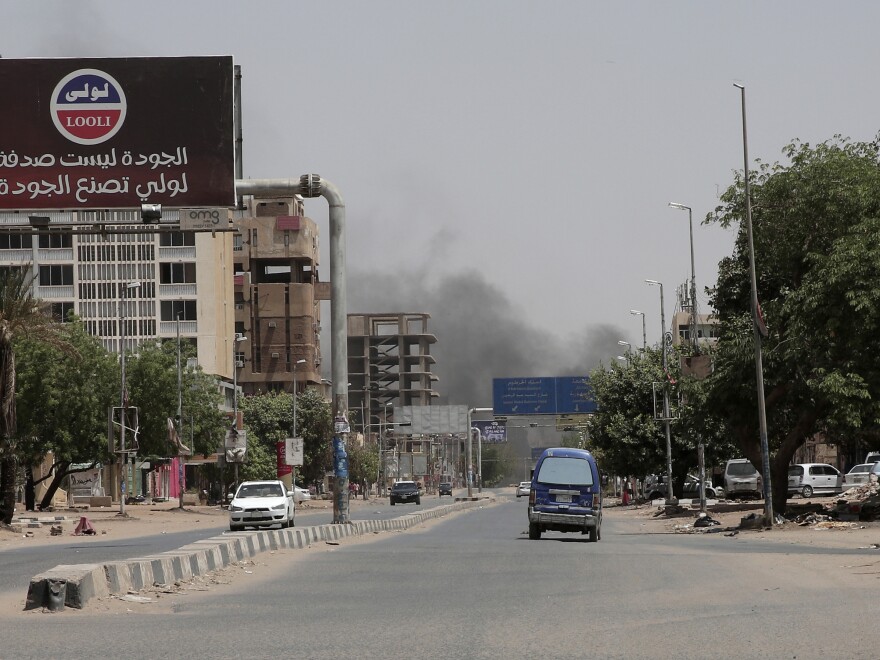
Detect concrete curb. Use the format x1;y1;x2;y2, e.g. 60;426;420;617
25;497;491;611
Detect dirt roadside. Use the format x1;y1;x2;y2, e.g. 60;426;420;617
610;495;880;550
0;495;383;552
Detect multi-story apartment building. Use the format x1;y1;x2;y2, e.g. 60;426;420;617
0;209;235;378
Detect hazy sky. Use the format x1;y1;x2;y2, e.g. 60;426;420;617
5;2;880;405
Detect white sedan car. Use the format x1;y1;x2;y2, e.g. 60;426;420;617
516;481;531;498
292;484;312;503
228;480;295;531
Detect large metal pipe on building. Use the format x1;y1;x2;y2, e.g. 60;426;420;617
235;175;351;523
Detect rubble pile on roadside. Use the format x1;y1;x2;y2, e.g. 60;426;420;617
830;481;880;521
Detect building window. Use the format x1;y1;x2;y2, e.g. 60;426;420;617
159;262;196;284
39;233;72;249
0;234;32;250
160;300;197;321
233;233;243;251
159;231;195;247
39;264;73;286
51;302;75;322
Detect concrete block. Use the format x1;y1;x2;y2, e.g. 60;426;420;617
103;562;134;594
88;496;112;507
25;563;110;610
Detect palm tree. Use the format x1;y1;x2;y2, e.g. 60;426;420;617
0;266;66;524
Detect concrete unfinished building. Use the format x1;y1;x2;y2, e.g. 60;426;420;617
347;312;438;434
233;196;326;398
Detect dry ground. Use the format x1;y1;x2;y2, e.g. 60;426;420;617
0;495;375;552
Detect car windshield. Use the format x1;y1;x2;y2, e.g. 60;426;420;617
393;483;414;490
849;465;872;473
536;457;594;486
238;484;284;498
728;462;758;476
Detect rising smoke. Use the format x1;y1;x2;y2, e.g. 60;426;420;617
345;265;624;406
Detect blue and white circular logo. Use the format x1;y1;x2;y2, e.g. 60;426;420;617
50;68;127;145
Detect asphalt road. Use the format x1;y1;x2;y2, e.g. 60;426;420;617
3;493;880;659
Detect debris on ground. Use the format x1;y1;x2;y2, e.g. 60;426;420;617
831;481;880;521
73;516;96;536
49;525;63;536
693;513;720;528
739;512;767;530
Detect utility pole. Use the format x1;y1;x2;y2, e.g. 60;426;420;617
176;313;184;509
646;279;675;506
735;82;774;526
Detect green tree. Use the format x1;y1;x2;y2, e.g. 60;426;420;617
238;388;333;488
124;340;227;459
708;135;880;512
0;267;69;524
587;346;733;497
347;440;378;490
15;320;119;509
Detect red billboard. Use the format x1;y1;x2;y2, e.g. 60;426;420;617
0;56;235;210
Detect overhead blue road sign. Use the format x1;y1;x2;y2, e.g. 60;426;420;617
493;376;596;415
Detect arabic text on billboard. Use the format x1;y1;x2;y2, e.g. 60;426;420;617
0;56;235;210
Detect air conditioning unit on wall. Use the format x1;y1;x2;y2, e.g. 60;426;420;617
271;352;280;359
268;321;277;328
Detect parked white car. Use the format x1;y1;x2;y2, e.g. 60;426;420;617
516;481;531;498
787;463;843;498
228;480;295;531
724;459;763;498
844;464;876;488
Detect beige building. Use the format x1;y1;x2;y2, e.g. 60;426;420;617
232;196;323;396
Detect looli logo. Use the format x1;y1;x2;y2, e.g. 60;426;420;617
50;68;127;145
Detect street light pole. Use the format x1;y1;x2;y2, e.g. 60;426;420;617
669;202;698;353
646;279;674;505
291;358;306;491
176;313;184;509
630;310;646;350
232;334;247;491
118;281;140;517
735;82;773;525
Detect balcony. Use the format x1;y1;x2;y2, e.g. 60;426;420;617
36;285;74;299
159;283;197;297
159;320;198;335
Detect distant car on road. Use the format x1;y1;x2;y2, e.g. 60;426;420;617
516;481;531;498
291;484;312;503
228;480;295;531
438;482;453;497
390;480;421;506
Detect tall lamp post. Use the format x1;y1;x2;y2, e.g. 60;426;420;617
232;333;248;490
630;309;646;350
118;280;140;517
669;201;707;512
380;403;392;496
668;202;698;352
735;82;773;525
176;313;185;509
291;358;306;490
646;279;674;505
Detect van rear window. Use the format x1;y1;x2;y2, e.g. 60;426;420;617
536;457;593;486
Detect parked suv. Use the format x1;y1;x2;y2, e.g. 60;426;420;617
528;447;602;542
389;480;421;506
787;463;843;498
723;459;763;498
